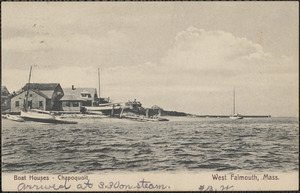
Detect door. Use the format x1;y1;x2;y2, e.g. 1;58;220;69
28;100;32;109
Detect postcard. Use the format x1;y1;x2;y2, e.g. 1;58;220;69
1;1;299;191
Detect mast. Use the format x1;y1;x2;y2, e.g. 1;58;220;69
98;67;101;104
25;66;32;111
233;88;235;115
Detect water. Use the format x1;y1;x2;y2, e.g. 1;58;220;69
2;117;298;174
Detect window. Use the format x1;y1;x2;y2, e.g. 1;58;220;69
66;101;70;107
15;101;20;107
81;93;92;98
39;101;43;107
29;94;33;97
82;101;92;106
73;102;79;107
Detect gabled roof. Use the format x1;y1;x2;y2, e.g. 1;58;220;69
17;83;64;99
11;89;51;99
1;86;10;96
22;83;60;91
63;88;98;98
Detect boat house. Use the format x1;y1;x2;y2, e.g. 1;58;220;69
60;95;85;112
10;83;64;112
61;87;98;112
1;86;11;112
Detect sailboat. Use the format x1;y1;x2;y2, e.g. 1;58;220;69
20;66;77;124
83;67;128;115
229;88;243;120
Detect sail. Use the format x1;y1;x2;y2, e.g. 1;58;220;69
230;88;243;119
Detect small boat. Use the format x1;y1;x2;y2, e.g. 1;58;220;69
21;110;56;123
121;114;169;122
157;117;169;121
138;117;169;122
5;114;25;122
229;88;243;120
229;113;243;120
21;110;77;124
85;110;105;115
84;104;130;116
85;105;124;111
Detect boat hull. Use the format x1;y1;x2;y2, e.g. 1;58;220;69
21;116;56;123
85;106;125;111
85;106;126;116
21;111;77;124
4;115;25;122
229;116;243;120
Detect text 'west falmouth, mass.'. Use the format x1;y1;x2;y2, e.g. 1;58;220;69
212;174;279;181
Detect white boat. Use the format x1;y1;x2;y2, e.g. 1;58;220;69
21;110;77;124
84;105;130;117
5;114;25;122
85;105;124;111
21;110;56;123
229;88;243;120
229;113;243;120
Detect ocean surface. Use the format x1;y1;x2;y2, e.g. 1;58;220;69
2;117;299;174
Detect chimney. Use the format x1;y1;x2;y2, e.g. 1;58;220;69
72;85;76;90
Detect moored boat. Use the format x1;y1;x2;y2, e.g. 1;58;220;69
229;113;243;120
229;88;243;120
85;105;124;111
157;117;169;121
84;103;129;116
21;110;77;124
21;110;56;123
4;114;25;122
121;114;169;122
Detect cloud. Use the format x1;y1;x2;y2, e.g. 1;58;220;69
2;26;298;116
155;26;297;94
162;26;271;71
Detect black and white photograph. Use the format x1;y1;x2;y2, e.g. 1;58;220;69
1;2;299;191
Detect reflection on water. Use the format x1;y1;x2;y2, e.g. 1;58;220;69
2;117;299;174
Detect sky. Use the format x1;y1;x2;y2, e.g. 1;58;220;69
1;2;299;117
